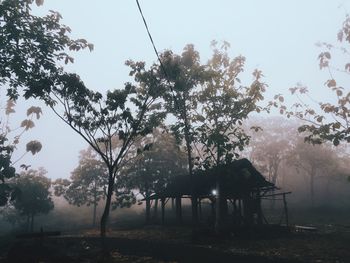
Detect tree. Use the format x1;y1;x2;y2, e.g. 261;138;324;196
47;59;164;237
122;129;187;223
2;0;164;237
246;117;298;187
0;0;93;101
54;148;108;227
195;41;267;231
159;44;208;224
1;0;85;206
274;15;350;147
287;139;340;207
0;100;42;206
196;41;267;168
12;168;53;232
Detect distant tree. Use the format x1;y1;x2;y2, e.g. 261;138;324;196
122;129;187;223
54;148;108;227
0;100;42;206
246;117;298;187
288;139;341;207
12;168;53;232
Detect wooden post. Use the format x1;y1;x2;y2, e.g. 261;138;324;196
198;198;202;221
153;198;158;221
161;198;165;225
175;196;182;223
257;191;263;225
238;199;242;225
283;193;289;226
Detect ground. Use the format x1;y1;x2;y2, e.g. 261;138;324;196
1;224;349;262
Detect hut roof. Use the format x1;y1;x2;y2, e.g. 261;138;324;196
148;158;275;200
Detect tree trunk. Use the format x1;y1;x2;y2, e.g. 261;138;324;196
145;192;151;224
30;213;34;232
183;110;198;225
153;199;159;220
175;196;182;223
100;171;115;237
93;202;97;227
26;215;30;233
310;167;315;207
92;182;97;227
215;180;221;233
161;198;165;225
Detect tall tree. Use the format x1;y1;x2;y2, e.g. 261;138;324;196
47;59;164;237
12;168;53;232
195;41;267;231
159;44;207;224
1;0;86;206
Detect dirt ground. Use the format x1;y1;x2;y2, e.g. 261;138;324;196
1;224;350;263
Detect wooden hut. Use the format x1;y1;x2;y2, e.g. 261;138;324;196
146;158;290;228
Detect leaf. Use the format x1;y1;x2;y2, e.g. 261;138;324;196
27;106;42;119
324;52;331;59
345;63;350;72
333;138;340;146
326;79;336;88
21;119;35;130
26;141;42;155
88;43;94;51
35;0;44;6
5;100;16;115
333;122;341;129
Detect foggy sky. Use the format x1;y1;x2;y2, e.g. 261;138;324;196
9;0;350;179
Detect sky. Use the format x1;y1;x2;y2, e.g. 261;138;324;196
9;0;350;179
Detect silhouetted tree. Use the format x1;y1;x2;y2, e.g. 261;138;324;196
54;148;108;227
12;168;53;232
122;129;187;223
0;100;42;206
159;44;207;224
47;60;164;237
0;0;92;101
288;139;340;207
195;41;267;232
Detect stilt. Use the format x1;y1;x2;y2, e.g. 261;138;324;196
161;197;165;225
283;193;289;226
175;196;182;223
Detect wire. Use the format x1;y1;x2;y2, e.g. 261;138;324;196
135;0;179;109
